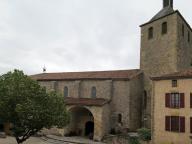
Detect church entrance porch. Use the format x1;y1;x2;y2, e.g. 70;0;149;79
67;107;94;139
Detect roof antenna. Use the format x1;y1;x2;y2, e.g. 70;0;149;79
43;66;46;73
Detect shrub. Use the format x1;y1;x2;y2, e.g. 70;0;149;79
137;128;151;142
129;136;140;144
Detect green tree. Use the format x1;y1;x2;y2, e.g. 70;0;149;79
0;70;69;144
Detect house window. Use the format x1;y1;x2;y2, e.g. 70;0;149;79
172;80;177;87
165;116;185;132
148;27;153;39
64;86;68;97
182;24;185;37
91;87;96;98
162;22;167;34
188;31;190;42
165;93;185;108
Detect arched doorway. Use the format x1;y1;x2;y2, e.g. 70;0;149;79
85;121;94;136
67;107;94;138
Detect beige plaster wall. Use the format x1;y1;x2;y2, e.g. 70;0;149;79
153;79;192;144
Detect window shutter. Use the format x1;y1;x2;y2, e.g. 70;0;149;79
190;93;192;108
165;93;170;107
180;93;185;108
165;116;170;131
180;117;185;132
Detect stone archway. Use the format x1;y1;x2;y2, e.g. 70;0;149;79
67;106;94;138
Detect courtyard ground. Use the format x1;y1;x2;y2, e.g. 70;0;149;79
0;135;105;144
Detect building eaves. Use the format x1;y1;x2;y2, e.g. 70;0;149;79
151;68;192;81
30;69;143;81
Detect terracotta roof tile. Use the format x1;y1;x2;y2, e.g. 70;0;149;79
31;69;142;81
65;98;109;106
151;68;192;80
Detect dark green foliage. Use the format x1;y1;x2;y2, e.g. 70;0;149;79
128;136;140;144
137;128;151;142
0;70;69;144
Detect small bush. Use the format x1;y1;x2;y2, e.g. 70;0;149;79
137;128;151;141
129;136;140;144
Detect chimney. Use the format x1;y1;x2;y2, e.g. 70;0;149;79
163;0;173;8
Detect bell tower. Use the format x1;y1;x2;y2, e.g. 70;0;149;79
140;0;192;128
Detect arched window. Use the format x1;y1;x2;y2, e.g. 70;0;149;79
162;22;167;34
53;81;58;91
148;27;153;39
91;87;96;98
64;86;68;97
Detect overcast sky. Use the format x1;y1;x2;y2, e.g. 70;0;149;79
0;0;191;75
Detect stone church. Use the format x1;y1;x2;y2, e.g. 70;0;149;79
31;0;192;141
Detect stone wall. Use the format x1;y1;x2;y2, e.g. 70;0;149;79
176;14;192;71
129;74;143;130
110;80;130;129
80;80;112;99
39;80;112;100
140;13;178;77
38;77;142;139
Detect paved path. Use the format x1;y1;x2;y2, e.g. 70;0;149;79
45;135;105;144
0;136;106;144
0;136;47;144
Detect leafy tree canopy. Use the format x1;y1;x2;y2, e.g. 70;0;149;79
0;70;69;144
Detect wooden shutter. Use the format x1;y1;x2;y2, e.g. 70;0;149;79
165;116;170;131
190;93;192;108
165;93;170;107
190;117;192;133
180;117;185;132
180;93;185;108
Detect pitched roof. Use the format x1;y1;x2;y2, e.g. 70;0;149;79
150;6;174;22
65;98;110;106
151;68;192;80
140;7;176;27
31;69;142;81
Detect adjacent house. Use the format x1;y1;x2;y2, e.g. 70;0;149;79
152;69;192;144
